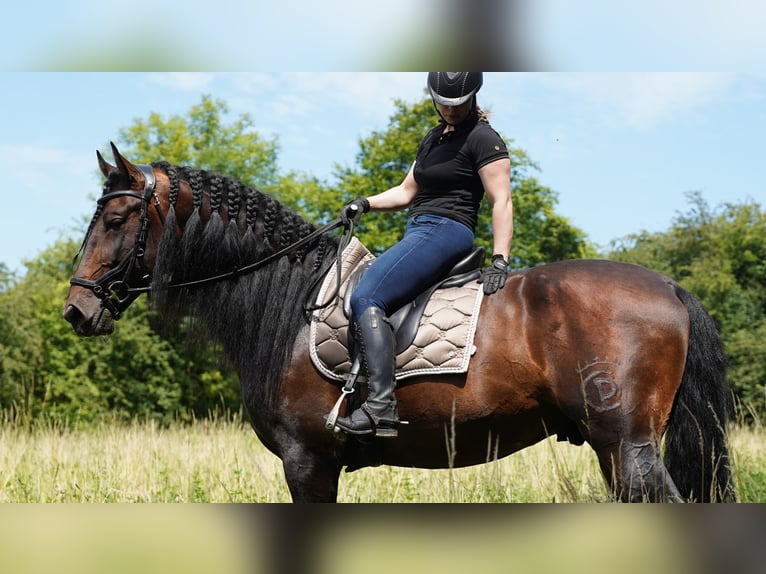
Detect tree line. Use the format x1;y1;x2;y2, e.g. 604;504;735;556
1;95;763;425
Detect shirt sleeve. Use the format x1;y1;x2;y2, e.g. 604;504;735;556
469;124;509;170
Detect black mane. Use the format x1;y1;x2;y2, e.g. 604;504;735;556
149;162;338;413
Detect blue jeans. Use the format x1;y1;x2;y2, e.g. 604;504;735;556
350;214;475;319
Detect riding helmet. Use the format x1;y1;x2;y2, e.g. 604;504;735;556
427;72;483;106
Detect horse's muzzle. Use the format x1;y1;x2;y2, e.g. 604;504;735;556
63;302;115;336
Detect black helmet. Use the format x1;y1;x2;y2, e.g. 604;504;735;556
427;72;483;106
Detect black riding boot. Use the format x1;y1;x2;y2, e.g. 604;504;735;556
335;306;399;437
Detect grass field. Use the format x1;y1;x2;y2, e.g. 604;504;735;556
0;415;763;503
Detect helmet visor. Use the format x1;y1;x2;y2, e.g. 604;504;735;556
429;87;475;107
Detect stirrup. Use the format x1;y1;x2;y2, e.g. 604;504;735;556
362;403;400;438
335;404;401;438
325;356;361;433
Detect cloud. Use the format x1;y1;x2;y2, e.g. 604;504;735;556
0;143;91;174
270;94;314;118
227;73;427;129
278;73;426;117
147;73;215;90
540;73;736;129
0;145;96;207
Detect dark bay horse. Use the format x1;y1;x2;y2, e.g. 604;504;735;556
63;143;735;502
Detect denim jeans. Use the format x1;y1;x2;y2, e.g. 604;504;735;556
350;214;475;319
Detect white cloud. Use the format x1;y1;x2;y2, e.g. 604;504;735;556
147;73;215;90
277;73;426;118
540;73;736;129
270;93;315;118
0;145;96;203
226;73;428;137
0;143;91;174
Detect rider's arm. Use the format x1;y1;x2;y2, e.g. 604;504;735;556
367;162;419;212
479;157;513;262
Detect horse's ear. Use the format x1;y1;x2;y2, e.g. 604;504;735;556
110;141;146;187
97;149;115;178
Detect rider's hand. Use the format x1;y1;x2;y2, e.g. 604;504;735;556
479;254;508;295
339;197;370;226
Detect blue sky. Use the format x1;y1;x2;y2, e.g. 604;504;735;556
1;72;764;274
4;1;766;71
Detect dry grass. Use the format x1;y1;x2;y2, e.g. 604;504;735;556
0;416;291;503
0;416;763;503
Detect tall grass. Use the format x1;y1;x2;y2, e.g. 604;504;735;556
0;414;291;503
0;413;763;502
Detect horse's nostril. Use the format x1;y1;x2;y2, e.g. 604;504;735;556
63;304;83;326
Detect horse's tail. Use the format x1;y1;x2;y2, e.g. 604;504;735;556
664;282;736;502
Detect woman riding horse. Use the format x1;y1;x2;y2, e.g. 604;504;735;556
336;72;514;437
63;85;734;502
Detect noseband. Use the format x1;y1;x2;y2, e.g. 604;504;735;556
70;165;163;320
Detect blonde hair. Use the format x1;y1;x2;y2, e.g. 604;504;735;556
476;106;490;123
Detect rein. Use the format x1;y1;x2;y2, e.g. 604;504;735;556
72;164;351;320
131;217;346;295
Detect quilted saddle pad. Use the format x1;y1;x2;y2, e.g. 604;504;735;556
309;237;484;382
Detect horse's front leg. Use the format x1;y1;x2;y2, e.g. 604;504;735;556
281;446;343;502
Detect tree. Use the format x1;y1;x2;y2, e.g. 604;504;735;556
0;239;243;425
118;94;280;192
0;262;14;293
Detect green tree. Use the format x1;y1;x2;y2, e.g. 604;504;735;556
0;264;43;419
0;262;14;293
0;239;242;425
118;94;280;192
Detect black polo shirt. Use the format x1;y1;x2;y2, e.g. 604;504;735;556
410;116;509;231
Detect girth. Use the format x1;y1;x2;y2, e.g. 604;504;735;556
343;247;485;354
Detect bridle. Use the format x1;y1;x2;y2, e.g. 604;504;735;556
69;165;162;320
70;165;349;321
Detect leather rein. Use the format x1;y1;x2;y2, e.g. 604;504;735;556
70;165;347;320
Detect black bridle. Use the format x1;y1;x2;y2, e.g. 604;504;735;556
71;165;349;320
70;165;162;320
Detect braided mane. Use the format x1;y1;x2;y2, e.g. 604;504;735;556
148;162;337;412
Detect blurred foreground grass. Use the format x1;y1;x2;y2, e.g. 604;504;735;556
0;417;764;573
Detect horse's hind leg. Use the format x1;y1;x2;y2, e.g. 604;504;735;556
596;441;683;502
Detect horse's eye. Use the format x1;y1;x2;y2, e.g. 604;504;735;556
106;217;125;230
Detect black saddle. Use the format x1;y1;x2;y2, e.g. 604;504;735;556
343;247;485;354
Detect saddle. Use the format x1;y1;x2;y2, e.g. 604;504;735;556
343;247;485;354
309;238;485;383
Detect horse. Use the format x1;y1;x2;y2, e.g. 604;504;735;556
63;143;735;502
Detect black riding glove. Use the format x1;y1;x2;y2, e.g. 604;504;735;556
479;254;508;295
339;196;370;226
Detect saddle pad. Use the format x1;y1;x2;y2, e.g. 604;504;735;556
309;237;484;382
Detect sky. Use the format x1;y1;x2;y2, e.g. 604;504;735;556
1;72;764;275
4;0;766;71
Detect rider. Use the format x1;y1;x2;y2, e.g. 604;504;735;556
334;72;514;437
